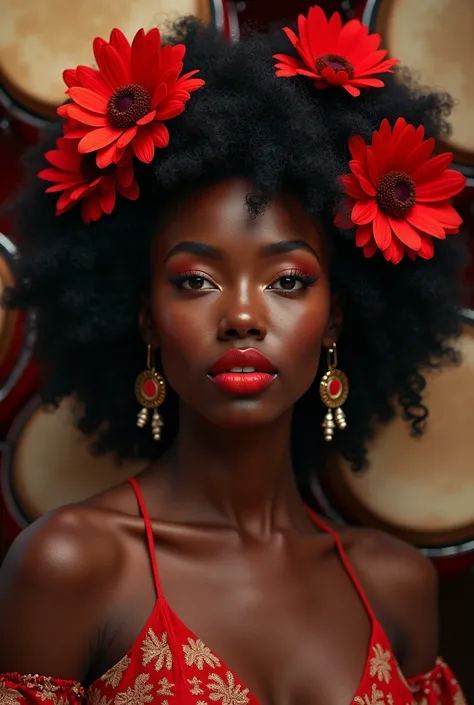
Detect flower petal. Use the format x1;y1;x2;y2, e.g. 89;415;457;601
75;65;113;97
348;135;367;162
151;82;168;108
372;211;392;250
341;174;367;200
99;175;117;215
388;216;422;250
44;149;80;173
117;126;138;149
352;199;377;225
67;86;108;114
155;101;186;121
67;104;109;127
79;126;123;153
355;223;373;247
426;201;463;231
416;169;466;201
417;234;435;259
118;179;140;201
38;167;82;183
132;131;155;163
130;29;150;90
383;238;405;264
411;153;453;184
405;204;446;239
363;240;378;258
349;161;376;196
149;122;169;148
109;28;132;68
136;110;156;126
63;69;77;88
117;160;135;188
343;84;361;97
96;43;129;90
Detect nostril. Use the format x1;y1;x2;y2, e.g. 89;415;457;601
248;329;260;336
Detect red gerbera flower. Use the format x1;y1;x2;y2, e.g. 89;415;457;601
39;136;139;224
273;5;399;97
58;28;205;168
335;118;466;263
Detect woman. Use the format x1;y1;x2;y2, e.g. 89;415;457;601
0;7;467;704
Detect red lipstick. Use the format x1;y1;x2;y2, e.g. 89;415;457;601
208;349;277;395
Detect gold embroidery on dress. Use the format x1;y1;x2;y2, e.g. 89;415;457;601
0;681;24;705
86;689;113;705
157;678;175;696
207;672;250;705
369;644;392;684
196;701;208;705
354;683;392;705
183;639;221;671
141;629;173;671
114;673;154;705
101;656;132;689
24;675;60;702
188;677;204;696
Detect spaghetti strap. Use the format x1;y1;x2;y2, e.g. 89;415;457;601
305;505;376;623
128;477;162;599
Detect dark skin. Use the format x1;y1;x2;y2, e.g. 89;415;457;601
0;179;437;705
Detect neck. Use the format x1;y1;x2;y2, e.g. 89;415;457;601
165;404;307;536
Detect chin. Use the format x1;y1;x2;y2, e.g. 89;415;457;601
199;398;292;430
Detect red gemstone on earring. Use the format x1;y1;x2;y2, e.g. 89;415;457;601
328;377;342;398
143;379;158;398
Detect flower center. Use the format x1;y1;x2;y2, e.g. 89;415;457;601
107;84;151;129
315;54;354;79
376;171;416;217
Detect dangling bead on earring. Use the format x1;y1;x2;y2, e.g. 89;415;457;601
319;342;349;442
135;345;167;441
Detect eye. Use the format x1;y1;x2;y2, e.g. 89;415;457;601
268;271;318;292
181;276;216;290
169;273;219;291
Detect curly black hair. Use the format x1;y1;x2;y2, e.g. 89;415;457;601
7;18;465;494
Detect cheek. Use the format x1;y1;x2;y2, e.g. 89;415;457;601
275;287;330;355
150;293;214;382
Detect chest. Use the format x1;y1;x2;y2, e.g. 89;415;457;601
92;534;384;705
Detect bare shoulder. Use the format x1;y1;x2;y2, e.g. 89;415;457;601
0;500;126;679
344;525;437;598
342;526;438;676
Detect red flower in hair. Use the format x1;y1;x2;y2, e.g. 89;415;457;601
39;136;139;224
58;28;205;168
335;118;466;263
273;5;398;97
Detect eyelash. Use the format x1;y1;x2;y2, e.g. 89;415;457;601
268;269;318;291
168;269;318;292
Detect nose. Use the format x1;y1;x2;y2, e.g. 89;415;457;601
217;281;267;342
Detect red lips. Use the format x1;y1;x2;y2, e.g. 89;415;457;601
208;349;277;396
208;349;276;375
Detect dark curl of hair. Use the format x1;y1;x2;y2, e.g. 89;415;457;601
8;18;465;496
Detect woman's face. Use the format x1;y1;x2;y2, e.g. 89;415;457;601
146;178;336;429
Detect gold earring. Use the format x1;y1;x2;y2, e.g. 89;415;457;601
135;345;167;441
319;342;349;442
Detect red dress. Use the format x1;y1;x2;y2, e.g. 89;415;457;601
1;477;466;705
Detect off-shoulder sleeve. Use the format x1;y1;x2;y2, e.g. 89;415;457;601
407;658;466;705
0;673;85;704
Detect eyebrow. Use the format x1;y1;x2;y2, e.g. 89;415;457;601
164;239;320;262
165;242;223;262
261;240;320;261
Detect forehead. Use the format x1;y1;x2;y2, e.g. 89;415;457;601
153;178;327;256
